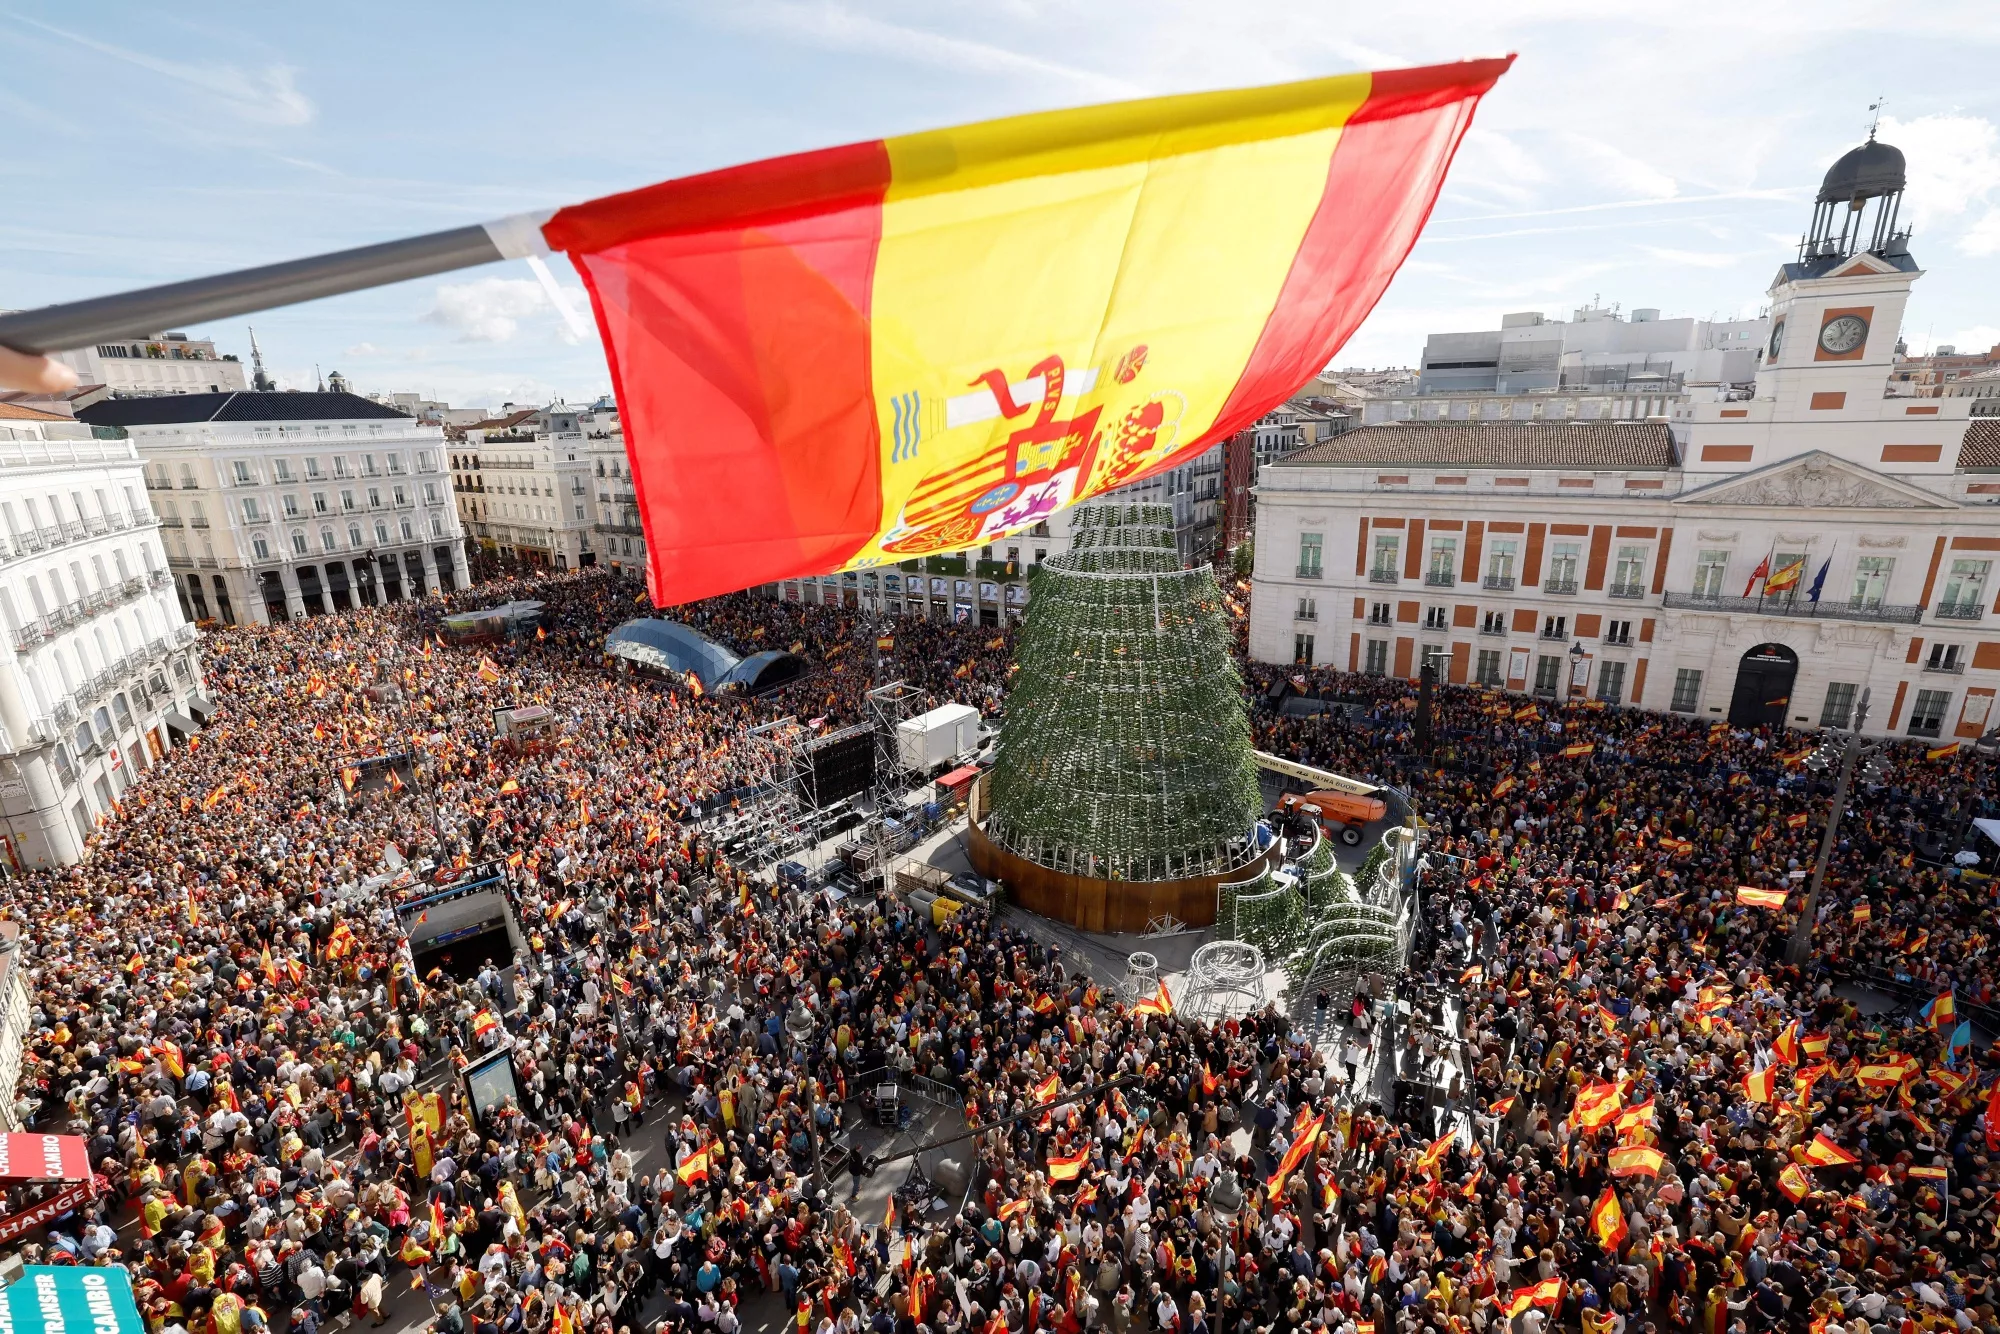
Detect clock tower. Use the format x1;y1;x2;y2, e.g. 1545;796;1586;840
1681;132;1966;479
1755;134;1915;417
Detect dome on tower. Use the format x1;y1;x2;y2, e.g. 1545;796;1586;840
1817;137;1906;205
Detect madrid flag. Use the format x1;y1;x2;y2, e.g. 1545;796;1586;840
542;59;1512;603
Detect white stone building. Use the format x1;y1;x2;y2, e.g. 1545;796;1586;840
78;391;467;625
0;404;202;867
1249;133;2000;743
576;400;647;578
48;331;249;398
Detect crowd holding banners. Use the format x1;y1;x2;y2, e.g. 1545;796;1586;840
0;566;1995;1334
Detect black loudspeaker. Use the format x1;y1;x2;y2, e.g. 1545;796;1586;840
805;727;877;806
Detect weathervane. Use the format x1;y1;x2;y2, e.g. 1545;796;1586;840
1867;97;1885;141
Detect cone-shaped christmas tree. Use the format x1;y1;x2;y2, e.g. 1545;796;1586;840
984;502;1262;883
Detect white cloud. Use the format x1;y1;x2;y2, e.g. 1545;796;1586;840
708;1;1146;98
1875;113;2000;227
1960;208;2000;257
424;278;550;343
10;17;312;126
1938;325;2000;354
343;342;380;358
1558;133;1678;201
1635;245;1753;269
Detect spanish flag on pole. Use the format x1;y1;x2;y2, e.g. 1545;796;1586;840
1590;1185;1627;1253
1047;1146;1089;1182
1736;885;1790;910
543;60;1511;603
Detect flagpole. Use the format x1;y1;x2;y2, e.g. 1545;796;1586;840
0;211;554;356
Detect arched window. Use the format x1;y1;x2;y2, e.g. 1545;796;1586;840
291;530;309;556
321;528;337;552
348;523;363;548
374;520;390;545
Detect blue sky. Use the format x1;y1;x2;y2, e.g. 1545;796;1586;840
5;1;2000;410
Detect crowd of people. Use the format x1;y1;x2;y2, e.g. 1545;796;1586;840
0;565;1995;1334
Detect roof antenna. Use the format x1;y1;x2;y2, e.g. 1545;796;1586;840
247;326;275;392
1867;97;1885;142
315;363;323;393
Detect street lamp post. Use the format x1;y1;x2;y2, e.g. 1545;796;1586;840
1787;687;1886;967
786;1001;826;1185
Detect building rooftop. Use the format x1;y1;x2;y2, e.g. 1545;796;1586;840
1958;420;2000;470
0;402;74;422
1273;420;1680;470
76;391;412;427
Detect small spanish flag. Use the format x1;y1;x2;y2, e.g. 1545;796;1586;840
1133;980;1174;1017
1046;1147;1089;1182
477;658;503;683
1777;1162;1812;1202
1926;741;1960;761
1742;1066;1778;1104
1736;885;1789;910
877;636;894;652
1785;812;1808;829
1803;1132;1858;1166
1590;1184;1627;1252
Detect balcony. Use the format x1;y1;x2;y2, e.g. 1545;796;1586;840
1936;600;1985;621
1608;582;1647;600
1604;634;1632;647
1368;568;1399;584
1923;659;1966;674
1661;591;1923;625
1544;578;1578;595
173;623;198;646
1479;624;1507;636
1483;575;1515;591
166;555;194;570
148;568;171;589
12;622;45;651
83;515;108;536
1424;571;1454;588
1295;564;1324;580
1540;627;1569;641
179;479;200;489
1366;614;1392;627
190;518;209;529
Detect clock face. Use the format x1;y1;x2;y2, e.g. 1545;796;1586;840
1819;314;1869;355
1767;319;1785;360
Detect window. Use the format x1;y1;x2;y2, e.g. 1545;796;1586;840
274;459;293;482
1820;681;1857;728
1940;559;1989;614
424;483;441;505
417;450;436;471
1363;639;1389;675
1297;532;1323;577
375;520;390;544
231;460;254;485
348;524;363;548
1908;688;1951;738
1542;614;1567;640
367;487;382;509
1427;538;1457;585
387;454;405;474
1481;610;1506;634
1368;601;1392;626
1534;654;1562;694
241;497;262;522
1475;648;1502;686
252;535;271;561
1611;545;1646;595
334;457;351;478
1294;633;1315;665
1604;619;1632;645
1547;542;1580;591
282;494;300;518
291;531;309;556
1370;534;1400;580
400;518;415;540
363;454;379;476
321;528;337;552
1295;596;1317;621
1422;605;1448;630
304;457;322;479
340;490;356;512
393;485;409;506
1850;556;1892;609
1486;540;1517;587
1672;664;1704;708
431;515;445;537
1927;642;1964;672
1596;660;1626;704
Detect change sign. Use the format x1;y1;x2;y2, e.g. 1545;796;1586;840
0;1267;145;1334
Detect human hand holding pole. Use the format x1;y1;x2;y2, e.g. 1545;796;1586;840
0;345;78;395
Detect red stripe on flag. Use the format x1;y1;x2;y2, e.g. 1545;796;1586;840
1206;57;1511;444
544;140;892;250
564;164;889;603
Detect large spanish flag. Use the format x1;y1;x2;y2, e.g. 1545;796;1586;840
543;58;1512;604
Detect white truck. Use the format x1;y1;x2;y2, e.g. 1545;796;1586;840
896;702;983;773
